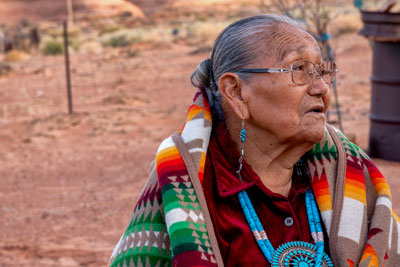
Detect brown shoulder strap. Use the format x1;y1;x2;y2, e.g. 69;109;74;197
326;125;347;265
172;132;224;267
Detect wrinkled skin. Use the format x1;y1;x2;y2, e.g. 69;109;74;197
242;24;330;147
218;22;331;195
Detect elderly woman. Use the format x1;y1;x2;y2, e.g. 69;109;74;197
109;14;400;267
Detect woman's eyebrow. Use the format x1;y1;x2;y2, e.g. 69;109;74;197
278;45;307;64
280;46;323;65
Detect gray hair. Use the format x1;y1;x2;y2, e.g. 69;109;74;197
191;14;303;122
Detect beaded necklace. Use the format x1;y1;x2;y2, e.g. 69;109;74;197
236;124;333;267
238;189;333;267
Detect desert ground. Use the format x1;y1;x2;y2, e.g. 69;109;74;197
0;1;400;266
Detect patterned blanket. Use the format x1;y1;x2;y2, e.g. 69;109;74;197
110;88;400;267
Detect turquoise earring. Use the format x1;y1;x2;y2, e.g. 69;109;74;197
237;119;246;182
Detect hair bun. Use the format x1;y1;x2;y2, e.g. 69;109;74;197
191;58;212;88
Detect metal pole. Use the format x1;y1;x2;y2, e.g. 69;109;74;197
326;42;343;132
331;80;343;131
63;21;73;115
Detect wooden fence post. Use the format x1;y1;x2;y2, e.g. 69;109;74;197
63;21;73;115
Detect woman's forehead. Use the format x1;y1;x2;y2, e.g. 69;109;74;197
264;25;320;64
280;41;322;63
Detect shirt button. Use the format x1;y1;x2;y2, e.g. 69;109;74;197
284;217;294;227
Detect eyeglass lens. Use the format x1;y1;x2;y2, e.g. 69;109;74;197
291;61;336;85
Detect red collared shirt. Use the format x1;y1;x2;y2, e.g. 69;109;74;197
202;123;329;266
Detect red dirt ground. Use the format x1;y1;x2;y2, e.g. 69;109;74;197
0;7;399;267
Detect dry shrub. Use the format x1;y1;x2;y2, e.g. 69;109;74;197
44;25;81;39
44;27;63;39
97;20;233;47
185;20;232;45
328;12;363;38
99;27;173;47
41;34;81;55
99;24;122;35
80;41;104;54
42;40;64;55
4;50;30;62
100;30;134;47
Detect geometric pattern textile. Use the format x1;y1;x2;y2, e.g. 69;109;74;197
304;127;400;266
109;166;172;267
110;87;400;267
154;89;220;266
110;89;221;267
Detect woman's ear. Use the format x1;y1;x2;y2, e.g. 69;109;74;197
218;72;249;120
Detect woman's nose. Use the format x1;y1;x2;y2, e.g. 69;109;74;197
308;74;329;97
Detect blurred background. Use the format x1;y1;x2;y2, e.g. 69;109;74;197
0;0;399;266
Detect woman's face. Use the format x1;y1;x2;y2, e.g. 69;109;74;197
242;26;331;145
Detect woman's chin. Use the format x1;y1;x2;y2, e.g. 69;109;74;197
297;124;326;145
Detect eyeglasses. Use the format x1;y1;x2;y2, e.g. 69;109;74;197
236;60;338;85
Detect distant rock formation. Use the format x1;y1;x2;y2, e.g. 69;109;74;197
74;0;145;19
0;0;145;26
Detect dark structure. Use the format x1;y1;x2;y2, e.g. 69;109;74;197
360;10;400;162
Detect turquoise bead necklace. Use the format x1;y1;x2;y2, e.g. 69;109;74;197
238;190;333;267
236;122;333;267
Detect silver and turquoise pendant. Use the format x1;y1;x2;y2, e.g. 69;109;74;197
271;241;333;267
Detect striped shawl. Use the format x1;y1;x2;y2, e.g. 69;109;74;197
110;88;400;267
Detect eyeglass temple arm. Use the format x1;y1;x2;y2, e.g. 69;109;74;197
236;68;292;73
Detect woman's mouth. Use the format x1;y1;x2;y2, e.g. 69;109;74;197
306;105;324;113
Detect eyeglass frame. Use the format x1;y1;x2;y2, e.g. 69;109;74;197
235;60;338;85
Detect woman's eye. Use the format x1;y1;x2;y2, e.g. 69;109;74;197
321;70;331;75
293;65;304;71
